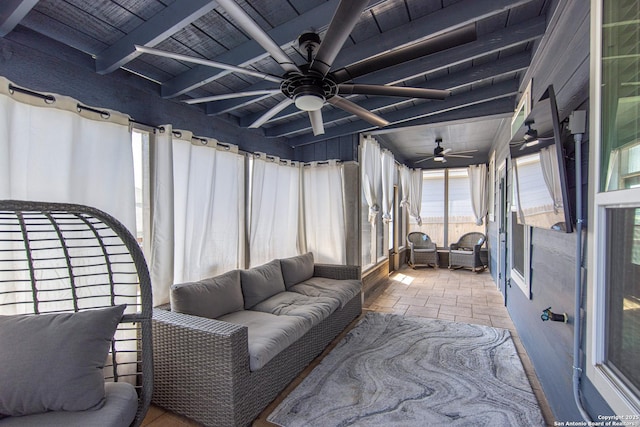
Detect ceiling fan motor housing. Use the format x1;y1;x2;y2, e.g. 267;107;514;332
281;68;337;111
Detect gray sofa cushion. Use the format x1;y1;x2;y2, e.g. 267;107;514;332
219;310;309;371
240;259;286;309
0;382;138;427
280;252;314;289
290;277;362;308
170;269;243;319
0;305;126;417
252;291;339;325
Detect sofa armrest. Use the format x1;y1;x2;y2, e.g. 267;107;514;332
450;243;460;251
313;263;361;280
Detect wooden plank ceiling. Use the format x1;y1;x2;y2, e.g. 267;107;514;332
0;0;551;166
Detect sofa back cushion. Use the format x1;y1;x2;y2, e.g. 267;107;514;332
240;259;286;309
280;252;314;289
170;269;243;319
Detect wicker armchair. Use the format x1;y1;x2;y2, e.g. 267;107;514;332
0;200;152;427
407;232;438;268
449;232;486;272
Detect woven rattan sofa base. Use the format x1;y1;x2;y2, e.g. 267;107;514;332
152;289;361;426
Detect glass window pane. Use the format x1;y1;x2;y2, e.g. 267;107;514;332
448;168;484;244
600;2;640;191
409;170;444;246
605;207;640;397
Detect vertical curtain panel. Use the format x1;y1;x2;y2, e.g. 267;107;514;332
147;128;245;305
539;145;564;213
249;154;301;267
0;78;136;233
302;161;346;264
381;149;395;223
361;136;381;224
468;163;488;225
408;168;423;226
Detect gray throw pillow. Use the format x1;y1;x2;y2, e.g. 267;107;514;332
280;252;314;289
171;269;243;319
240;259;286;309
0;305;126;417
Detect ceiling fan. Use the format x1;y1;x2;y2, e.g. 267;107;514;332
135;0;476;136
414;138;477;164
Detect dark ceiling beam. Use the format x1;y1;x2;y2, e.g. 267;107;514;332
0;0;38;37
330;0;535;71
259;52;531;135
348;15;546;85
95;0;219;74
162;0;386;99
287;80;519;146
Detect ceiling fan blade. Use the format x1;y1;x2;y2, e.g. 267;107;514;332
215;0;299;73
184;89;281;105
248;98;294;128
332;23;476;83
327;95;389;128
446;154;474;159
338;84;449;100
308;110;325;136
309;0;370;76
414;156;434;164
442;147;452;154
135;45;282;83
450;149;478;155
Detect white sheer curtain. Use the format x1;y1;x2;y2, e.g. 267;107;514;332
539;145;564;213
408;168;423;226
361;136;381;224
381;149;395;223
399;165;411;209
302;161;346;264
0;78;136;232
468;163;488;225
249;154;300;267
147;128;245;305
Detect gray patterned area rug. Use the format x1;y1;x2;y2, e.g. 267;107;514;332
267;312;544;427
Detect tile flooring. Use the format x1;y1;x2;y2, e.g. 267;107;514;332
142;266;554;426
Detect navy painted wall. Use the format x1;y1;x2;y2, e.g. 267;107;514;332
0;26;295;159
487;1;613;422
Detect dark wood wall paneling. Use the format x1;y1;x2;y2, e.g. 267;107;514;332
0;26;294;159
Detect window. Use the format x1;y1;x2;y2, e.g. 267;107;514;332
589;0;640;414
408;168;483;248
510;161;531;297
605;208;640;399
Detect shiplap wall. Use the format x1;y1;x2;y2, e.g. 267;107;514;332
487;0;612;421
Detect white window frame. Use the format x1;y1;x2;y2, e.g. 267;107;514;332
586;0;640;414
510;214;532;298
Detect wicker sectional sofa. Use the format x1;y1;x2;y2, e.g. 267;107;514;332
151;252;362;427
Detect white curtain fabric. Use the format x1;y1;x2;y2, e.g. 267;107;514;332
361;137;381;224
249;154;301;267
302;161;346;264
468;163;488;225
399;165;411;209
147;126;175;306
381;149;395;223
0;79;139;382
0;80;136;233
539;145;564;212
408;168;423;226
172;134;245;284
147;128;245;305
